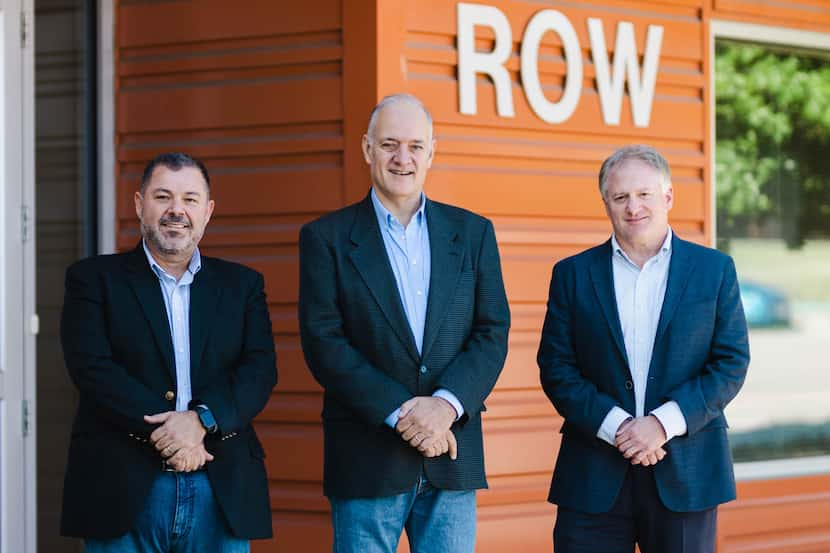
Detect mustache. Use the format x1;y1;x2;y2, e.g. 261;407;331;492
160;215;190;227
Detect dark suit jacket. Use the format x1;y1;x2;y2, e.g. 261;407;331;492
538;234;749;513
298;194;510;498
60;245;277;539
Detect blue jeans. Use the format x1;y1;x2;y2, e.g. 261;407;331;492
329;477;476;553
85;471;248;553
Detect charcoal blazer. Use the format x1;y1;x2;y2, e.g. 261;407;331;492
298;194;510;498
60;245;277;539
538;234;749;513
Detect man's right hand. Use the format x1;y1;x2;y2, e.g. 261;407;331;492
417;429;458;460
165;443;215;472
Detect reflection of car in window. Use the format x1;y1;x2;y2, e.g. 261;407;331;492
739;280;791;328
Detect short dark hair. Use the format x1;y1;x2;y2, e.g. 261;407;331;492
140;152;210;194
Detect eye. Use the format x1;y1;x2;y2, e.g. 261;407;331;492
155;193;170;201
411;144;424;151
185;197;199;204
380;142;397;152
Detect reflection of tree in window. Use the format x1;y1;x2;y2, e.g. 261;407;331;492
716;42;830;252
715;41;830;464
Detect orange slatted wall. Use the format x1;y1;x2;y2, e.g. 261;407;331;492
113;1;830;551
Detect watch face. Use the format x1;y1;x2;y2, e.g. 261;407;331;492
197;406;217;433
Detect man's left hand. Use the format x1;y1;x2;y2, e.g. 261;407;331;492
615;415;667;465
145;411;206;458
396;396;457;448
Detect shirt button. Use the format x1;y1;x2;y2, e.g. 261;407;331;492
625;380;634;390
420;365;428;374
417;291;423;296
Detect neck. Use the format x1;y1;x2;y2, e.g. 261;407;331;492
146;244;192;280
375;190;422;228
616;234;666;268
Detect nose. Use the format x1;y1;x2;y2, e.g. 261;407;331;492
167;197;186;216
392;144;412;165
625;197;640;215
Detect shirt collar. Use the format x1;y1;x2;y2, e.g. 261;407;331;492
370;188;427;231
142;239;202;282
610;227;673;265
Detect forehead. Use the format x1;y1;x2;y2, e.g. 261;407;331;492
145;165;208;194
371;102;431;142
605;159;664;193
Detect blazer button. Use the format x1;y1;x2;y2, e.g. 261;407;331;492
164;390;175;401
624;380;633;391
420;365;428;374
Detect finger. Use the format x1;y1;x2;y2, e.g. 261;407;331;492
398;398;419;419
447;431;457;460
144;412;172;425
656;448;666;460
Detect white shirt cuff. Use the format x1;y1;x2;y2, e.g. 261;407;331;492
384;407;401;429
433;389;464;420
650;401;687;440
597;406;632;446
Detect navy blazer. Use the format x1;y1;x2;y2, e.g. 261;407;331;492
298;194;510;498
538;234;749;513
60;245;277;539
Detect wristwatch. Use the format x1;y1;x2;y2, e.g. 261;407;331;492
191;403;218;434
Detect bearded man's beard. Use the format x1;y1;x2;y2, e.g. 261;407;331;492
141;217;196;256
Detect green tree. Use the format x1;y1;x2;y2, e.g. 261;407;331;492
716;42;830;250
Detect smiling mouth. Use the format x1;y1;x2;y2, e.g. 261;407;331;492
161;222;190;231
389;169;414;176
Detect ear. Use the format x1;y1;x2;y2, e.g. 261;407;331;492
205;199;215;225
361;134;372;165
134;191;143;219
426;138;437;168
665;186;674;211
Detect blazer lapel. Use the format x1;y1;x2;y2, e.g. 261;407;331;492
348;197;420;363
653;235;695;345
124;246;176;377
189;260;221;382
589;241;628;365
421;201;463;359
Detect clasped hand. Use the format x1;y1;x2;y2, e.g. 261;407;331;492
395;397;458;460
144;411;215;472
615;415;667;467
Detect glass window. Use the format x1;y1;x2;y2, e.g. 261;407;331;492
716;40;830;463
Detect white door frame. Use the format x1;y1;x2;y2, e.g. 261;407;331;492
1;0;36;551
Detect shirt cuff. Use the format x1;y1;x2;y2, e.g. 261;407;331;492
384;408;401;429
597;406;632;446
433;389;464;420
650;401;687;441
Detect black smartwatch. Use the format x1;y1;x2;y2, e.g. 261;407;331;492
191;403;218;434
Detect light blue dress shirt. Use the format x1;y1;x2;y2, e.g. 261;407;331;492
142;240;201;412
597;229;688;445
370;189;464;427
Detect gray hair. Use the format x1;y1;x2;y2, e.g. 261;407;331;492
366;93;434;143
598;144;671;197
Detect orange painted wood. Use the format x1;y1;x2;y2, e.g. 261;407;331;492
112;0;830;551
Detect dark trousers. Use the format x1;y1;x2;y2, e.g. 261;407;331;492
554;466;717;553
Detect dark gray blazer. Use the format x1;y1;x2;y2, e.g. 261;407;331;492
298;194;510;498
538;234;749;513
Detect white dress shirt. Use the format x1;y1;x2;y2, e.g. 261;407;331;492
369;190;464;427
596;229;688;446
143;240;201;412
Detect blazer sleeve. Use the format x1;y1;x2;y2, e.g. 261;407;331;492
61;262;170;436
665;257;750;435
537;260;621;439
433;219;510;420
298;223;413;427
196;271;278;435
